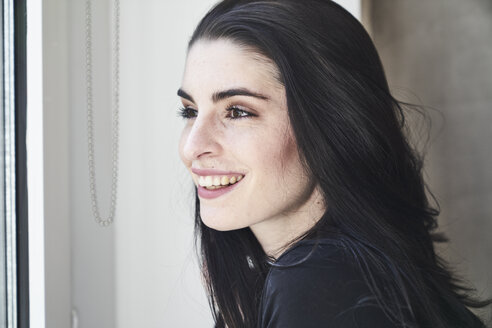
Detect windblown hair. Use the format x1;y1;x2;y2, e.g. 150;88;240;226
188;1;491;327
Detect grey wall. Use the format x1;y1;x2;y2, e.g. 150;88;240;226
365;0;492;312
43;0;71;327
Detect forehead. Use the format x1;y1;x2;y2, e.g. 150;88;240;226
181;39;282;98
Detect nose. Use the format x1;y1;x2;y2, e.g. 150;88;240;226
180;113;222;161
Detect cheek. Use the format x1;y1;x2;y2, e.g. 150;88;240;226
279;133;300;167
264;136;315;214
264;129;302;179
243;125;305;200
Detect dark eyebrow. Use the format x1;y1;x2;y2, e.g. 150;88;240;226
177;88;195;103
212;88;269;102
177;87;269;104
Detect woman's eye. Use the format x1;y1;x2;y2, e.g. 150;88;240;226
177;106;197;119
226;106;254;119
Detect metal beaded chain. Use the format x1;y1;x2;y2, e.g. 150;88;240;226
85;0;120;227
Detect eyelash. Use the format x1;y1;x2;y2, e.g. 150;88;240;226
177;105;256;120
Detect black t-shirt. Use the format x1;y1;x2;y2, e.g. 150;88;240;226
257;239;396;327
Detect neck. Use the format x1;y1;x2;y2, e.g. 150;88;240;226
249;185;325;259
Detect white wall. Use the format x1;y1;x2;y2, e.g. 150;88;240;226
334;0;361;19
69;0;116;326
68;0;216;327
114;1;217;327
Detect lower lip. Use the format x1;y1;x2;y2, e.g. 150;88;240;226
197;178;243;199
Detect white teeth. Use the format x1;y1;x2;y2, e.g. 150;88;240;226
205;185;222;190
197;174;244;187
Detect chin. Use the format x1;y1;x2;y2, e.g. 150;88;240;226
200;213;248;232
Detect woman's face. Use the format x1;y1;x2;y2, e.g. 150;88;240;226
178;39;323;236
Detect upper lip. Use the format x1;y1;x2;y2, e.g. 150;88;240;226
191;167;245;176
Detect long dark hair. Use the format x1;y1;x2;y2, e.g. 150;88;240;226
187;1;491;327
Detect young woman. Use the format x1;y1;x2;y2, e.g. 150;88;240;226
177;0;491;327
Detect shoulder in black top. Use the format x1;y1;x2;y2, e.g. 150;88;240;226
257;239;396;328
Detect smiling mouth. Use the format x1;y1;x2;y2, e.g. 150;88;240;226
198;174;244;190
